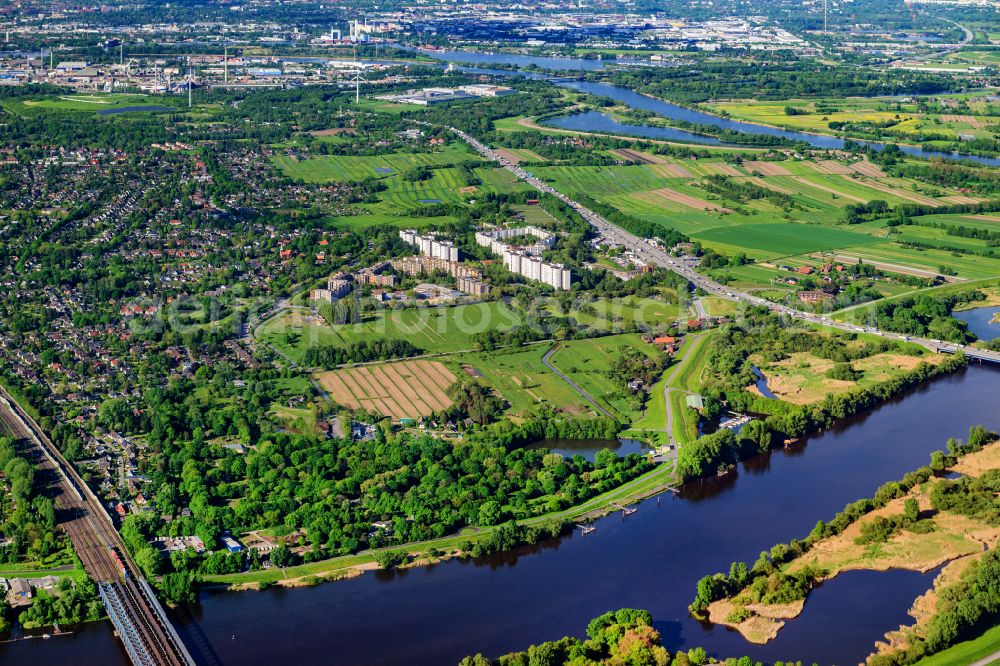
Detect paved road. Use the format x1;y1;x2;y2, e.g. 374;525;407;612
541;344;614;418
439;121;1000;366
661;333;708;448
692;297;708;320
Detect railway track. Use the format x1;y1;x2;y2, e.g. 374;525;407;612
0;388;195;666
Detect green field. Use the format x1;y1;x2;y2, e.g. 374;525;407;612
707;95;1000;143
272;144;479;183
544;334;662;421
259;302;523;362
260;295;682;366
8;93;178;115
445;333;667;420
915;624;1000;666
276;142;530;229
838;243;1000;280
700;297;738;317
692;222;885;258
528;155;983;247
446;345;596;418
627;331;716;444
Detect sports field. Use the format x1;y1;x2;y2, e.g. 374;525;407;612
315;360;457;419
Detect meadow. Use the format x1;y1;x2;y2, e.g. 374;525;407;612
691;222;885;259
544;334;663;422
259;293;684;366
258;301;524;362
751;347;945;405
275;143;531;229
530;152;981;246
4;93;183;116
445;345;595;418
707;95;1000;143
522;144;1000;288
272;143;480;183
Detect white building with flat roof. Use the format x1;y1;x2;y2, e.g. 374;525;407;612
478;226;570;290
399;229;459;262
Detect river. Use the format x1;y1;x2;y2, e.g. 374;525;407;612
5;364;997;665
954;305;1000;342
548;82;1000;166
412;50;1000;166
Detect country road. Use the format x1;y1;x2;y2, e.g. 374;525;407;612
541;344;614;418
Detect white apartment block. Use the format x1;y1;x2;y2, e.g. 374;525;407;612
500;249;571;290
399;229;459;262
476;226;570;290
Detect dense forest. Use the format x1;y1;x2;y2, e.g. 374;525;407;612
0;436;61;563
114;368;646;581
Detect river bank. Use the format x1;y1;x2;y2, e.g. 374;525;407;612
199;460;678;590
703;434;1000;655
4;364;997;666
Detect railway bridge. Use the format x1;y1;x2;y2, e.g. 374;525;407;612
0;388;195;666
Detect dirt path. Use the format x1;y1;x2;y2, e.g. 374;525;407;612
541;344;613;418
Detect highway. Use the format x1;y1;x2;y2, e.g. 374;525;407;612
0;387;195;666
442;123;1000;366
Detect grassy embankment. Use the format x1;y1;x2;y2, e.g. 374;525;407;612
914;624;1000;666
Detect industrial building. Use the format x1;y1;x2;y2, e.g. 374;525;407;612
378;85;514;106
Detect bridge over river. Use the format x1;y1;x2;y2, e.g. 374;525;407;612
0;388;195;666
